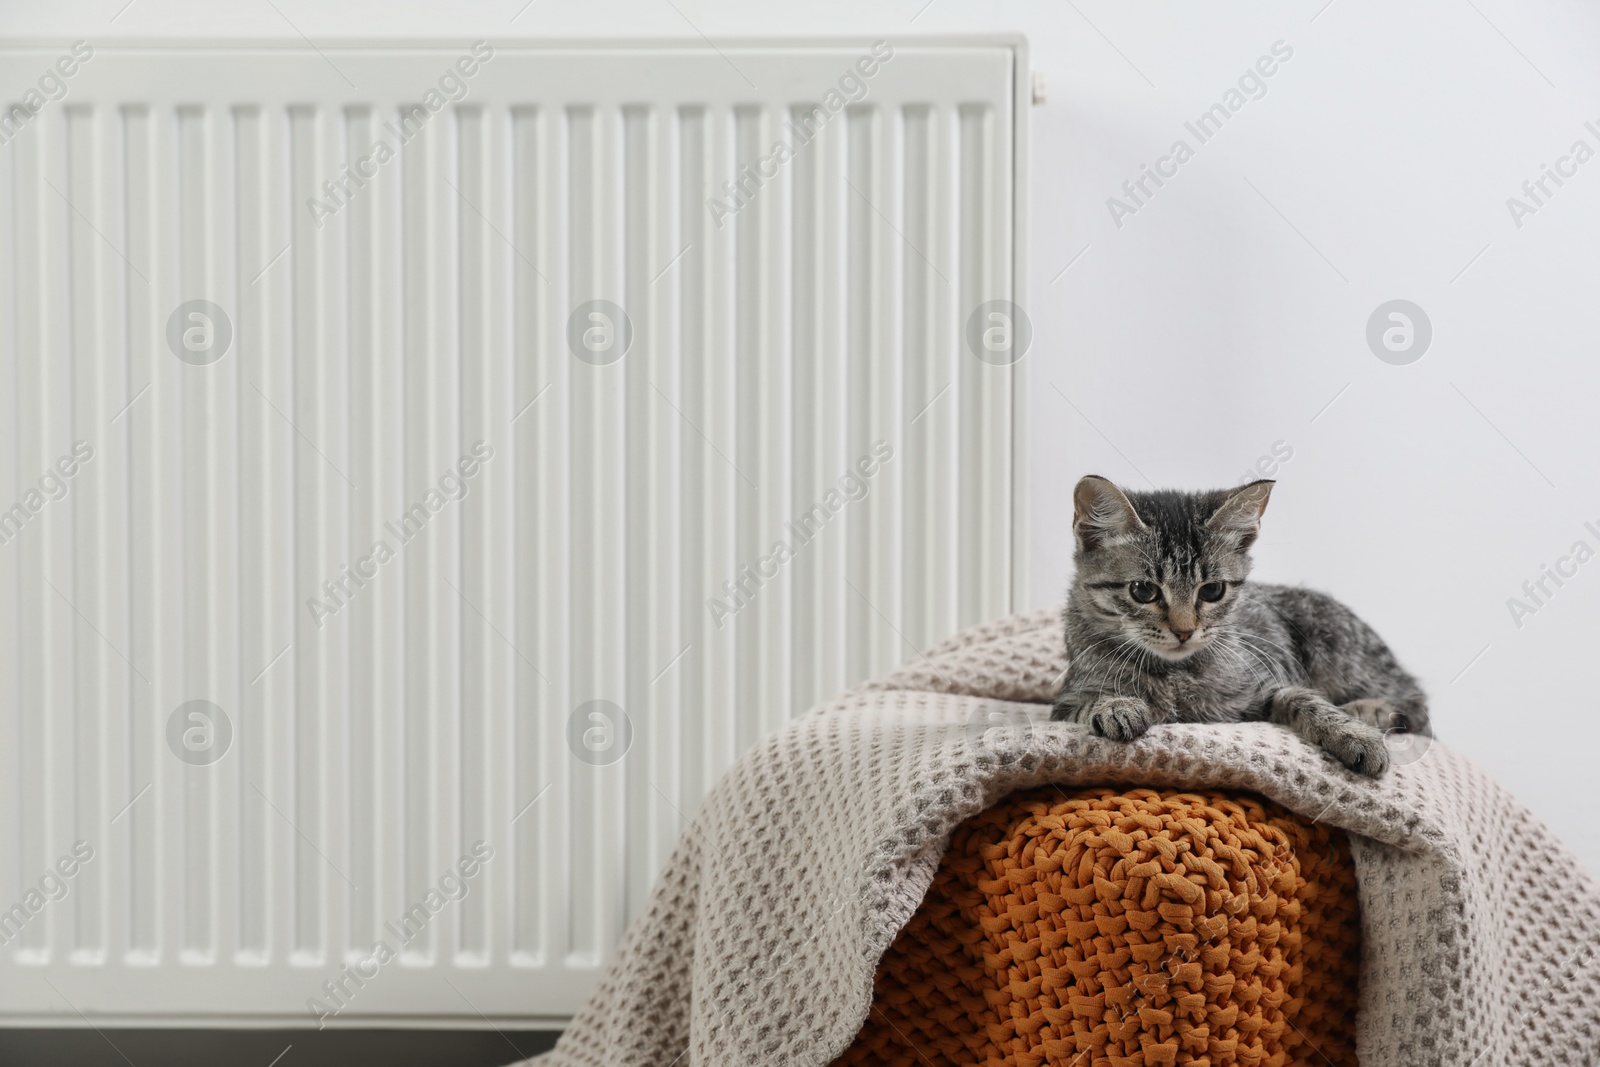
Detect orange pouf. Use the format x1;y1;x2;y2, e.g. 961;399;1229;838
835;787;1361;1067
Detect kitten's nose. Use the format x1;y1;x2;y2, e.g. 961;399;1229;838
1172;628;1194;643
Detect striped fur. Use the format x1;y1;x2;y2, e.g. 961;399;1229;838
1050;476;1428;777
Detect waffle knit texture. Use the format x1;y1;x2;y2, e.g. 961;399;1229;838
531;608;1600;1066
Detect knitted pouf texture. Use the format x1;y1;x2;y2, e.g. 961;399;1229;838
834;787;1360;1067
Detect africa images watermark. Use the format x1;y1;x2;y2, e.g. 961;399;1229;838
305;841;494;1028
0;841;95;946
706;40;895;229
706;441;894;629
1505;517;1600;629
0;40;93;147
1106;40;1295;229
1504;118;1600;229
306;441;495;628
305;41;496;229
1238;439;1293;486
0;441;95;548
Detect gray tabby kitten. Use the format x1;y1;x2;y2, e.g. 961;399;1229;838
1050;475;1428;777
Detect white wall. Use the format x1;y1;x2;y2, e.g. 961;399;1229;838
8;0;1600;872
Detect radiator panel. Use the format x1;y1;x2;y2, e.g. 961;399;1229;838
0;40;1025;1023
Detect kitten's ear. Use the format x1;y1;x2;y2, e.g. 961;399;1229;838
1073;475;1145;550
1207;479;1274;551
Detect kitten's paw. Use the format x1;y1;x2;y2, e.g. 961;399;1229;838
1339;698;1409;734
1321;721;1390;778
1084;696;1153;743
1341;697;1431;738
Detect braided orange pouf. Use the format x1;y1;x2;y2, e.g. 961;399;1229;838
834;787;1361;1067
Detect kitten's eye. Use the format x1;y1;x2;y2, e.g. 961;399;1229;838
1129;581;1159;604
1198;581;1226;602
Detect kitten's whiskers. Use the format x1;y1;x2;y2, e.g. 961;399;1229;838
1213;629;1291;689
1210;634;1278;691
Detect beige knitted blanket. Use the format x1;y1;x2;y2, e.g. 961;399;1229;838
532;608;1600;1066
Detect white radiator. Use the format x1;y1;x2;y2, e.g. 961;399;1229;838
0;37;1028;1026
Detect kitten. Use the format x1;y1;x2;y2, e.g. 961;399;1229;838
1050;475;1428;777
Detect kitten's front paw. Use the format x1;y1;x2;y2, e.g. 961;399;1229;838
1321;721;1390;778
1084;696;1153;742
1340;697;1431;740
